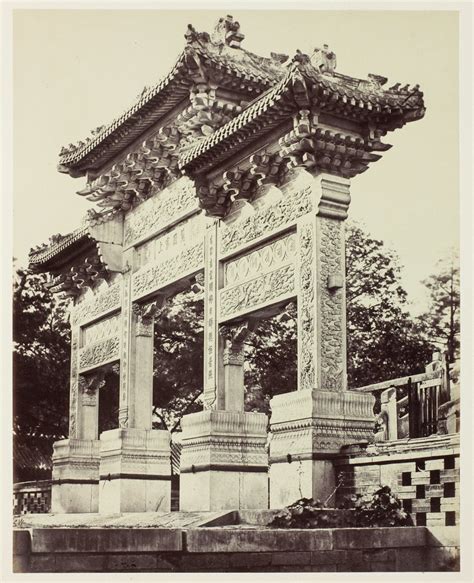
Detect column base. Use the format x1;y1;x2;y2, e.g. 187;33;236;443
98;428;171;514
51;439;100;513
179;410;269;511
269;389;374;507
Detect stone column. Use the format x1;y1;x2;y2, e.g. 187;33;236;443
219;321;257;411
51;328;101;513
269;170;374;508
98;263;171;513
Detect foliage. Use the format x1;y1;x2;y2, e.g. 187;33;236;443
269;486;412;529
152;290;204;432
339;485;413;527
13;268;71;441
346;222;434;387
244;303;297;415
13;268;71;479
417;250;460;363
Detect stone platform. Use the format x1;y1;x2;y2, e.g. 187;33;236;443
13;510;234;529
13;515;459;573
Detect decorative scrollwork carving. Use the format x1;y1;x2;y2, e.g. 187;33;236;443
220;263;295;319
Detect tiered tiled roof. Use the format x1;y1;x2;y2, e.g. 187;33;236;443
58;16;284;176
31;14;425;275
180;62;424;173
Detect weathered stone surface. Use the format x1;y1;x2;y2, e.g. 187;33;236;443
13;530;31;555
30;528;182;553
332;527;426;550
185;528;333;553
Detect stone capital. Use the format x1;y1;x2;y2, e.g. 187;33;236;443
132;296;167;336
219;319;258;365
78;371;106;406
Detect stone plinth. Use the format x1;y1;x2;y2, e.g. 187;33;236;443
269;389;374;508
179;410;269;511
98;428;171;514
51;439;100;513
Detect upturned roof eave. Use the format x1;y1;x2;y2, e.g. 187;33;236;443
57;51;190;175
179;65;425;173
28;227;93;272
57;43;284;176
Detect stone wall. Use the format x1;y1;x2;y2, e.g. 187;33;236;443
13;525;459;573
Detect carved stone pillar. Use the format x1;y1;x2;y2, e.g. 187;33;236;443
77;372;103;439
269;169;374;508
202;219;221;409
99;297;171;513
180;264;268;510
219;320;257;411
179;410;268;511
51;438;100;513
129;301;160;429
50;361;102;513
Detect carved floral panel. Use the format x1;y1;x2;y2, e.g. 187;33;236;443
220;183;312;256
298;219;316;392
71;280;122;326
319;217;345;391
81;313;120;347
132;241;204;299
219;263;295;320
124;177;199;247
78;336;120;371
224;232;296;287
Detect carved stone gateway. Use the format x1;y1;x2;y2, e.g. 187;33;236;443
29;15;425;513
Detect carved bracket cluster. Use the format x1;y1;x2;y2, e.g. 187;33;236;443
176;85;243;150
77;130;182;211
279;109;389;178
193;150;289;218
45;255;108;298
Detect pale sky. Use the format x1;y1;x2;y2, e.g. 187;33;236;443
12;9;459;314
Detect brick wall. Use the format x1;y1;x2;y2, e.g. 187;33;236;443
13;481;52;515
335;434;460;528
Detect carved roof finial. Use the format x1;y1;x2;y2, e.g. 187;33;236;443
184;24;210;45
211;15;244;48
310;44;337;73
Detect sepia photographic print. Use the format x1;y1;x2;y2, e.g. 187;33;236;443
2;2;472;579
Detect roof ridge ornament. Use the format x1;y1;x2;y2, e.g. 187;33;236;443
184;24;211;46
211;15;245;48
310;44;337;74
